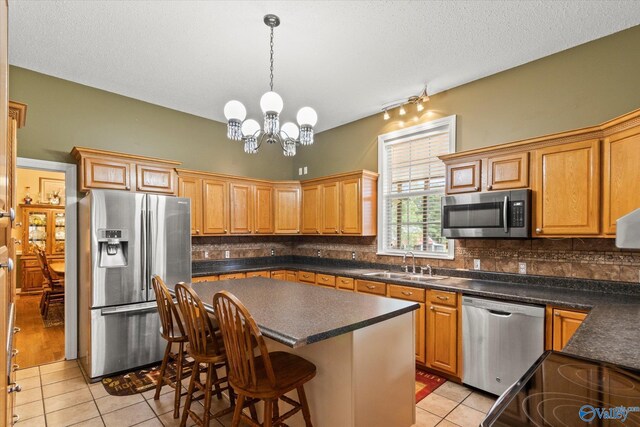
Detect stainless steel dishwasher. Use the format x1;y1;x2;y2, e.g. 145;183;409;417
462;296;544;395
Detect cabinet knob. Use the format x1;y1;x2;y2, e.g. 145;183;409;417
554;312;560;316
0;208;15;221
11;349;18;357
0;258;14;272
473;186;479;191
14;240;21;246
195;229;200;234
436;295;449;301
13;327;20;334
430;306;435;310
224;229;228;233
12;364;19;371
536;228;542;233
401;291;413;296
125;185;131;190
8;383;22;393
487;185;493;190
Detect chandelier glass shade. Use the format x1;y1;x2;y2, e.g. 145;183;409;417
224;14;317;156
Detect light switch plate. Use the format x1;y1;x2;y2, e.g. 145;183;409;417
298;167;303;175
317;250;321;257
224;250;230;259
270;248;275;256
473;259;481;270
352;252;356;260
303;166;308;174
519;262;527;274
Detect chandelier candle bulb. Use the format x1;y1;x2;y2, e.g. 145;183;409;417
399;105;406;116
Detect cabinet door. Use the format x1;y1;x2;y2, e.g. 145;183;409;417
416;303;426;365
22;266;44;293
426;304;458;376
178;176;202;236
23;209;48;256
274;186;300;234
445;160;481;194
51;211;65;255
202;179;228;234
254;185;274;234
136;164;176;194
487;152;529;190
533;140;600;236
340;178;361;234
552;309;587;351
83;156;132;191
321;182;340;234
602;128;640;234
301;185;320;234
229;182;253;234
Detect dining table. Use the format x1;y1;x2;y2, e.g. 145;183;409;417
49;262;65;277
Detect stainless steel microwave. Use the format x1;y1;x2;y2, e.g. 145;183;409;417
441;189;531;238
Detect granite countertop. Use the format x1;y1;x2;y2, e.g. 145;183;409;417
180;277;418;348
190;258;640;369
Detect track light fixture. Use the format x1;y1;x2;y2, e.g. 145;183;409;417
380;86;430;120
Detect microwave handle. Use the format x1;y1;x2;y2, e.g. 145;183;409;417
503;195;509;233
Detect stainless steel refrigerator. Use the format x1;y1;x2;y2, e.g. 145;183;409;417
79;189;191;379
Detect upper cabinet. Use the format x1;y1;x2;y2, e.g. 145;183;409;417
439;108;640;239
254;184;274;234
533;139;600;236
274;184;301;234
301;171;378;236
72;147;180;195
202;178;228;235
178;175;202;235
602;126;640;235
229;181;253;234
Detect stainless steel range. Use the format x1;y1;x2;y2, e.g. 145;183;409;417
79;190;191;379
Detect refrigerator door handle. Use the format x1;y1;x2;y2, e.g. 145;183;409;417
141;210;147;292
147;209;153;292
101;304;157;315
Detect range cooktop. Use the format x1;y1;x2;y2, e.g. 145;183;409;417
482;351;640;426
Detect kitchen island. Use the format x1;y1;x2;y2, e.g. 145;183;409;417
181;277;419;427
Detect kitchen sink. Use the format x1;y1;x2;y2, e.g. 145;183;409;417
363;271;448;281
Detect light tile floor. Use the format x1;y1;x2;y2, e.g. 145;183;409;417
15;360;496;427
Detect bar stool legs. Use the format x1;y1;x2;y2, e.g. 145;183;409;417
154;341;186;419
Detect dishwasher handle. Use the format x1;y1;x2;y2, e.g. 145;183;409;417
488;309;512;317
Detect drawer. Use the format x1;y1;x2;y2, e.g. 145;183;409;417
356;280;386;296
270;270;286;280
298;271;316;284
336;276;354;290
219;273;246;280
192;275;218;283
388;284;425;303
427;289;457;307
246;271;270;278
316;273;336;287
21;259;39;268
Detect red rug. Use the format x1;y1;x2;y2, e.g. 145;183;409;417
415;369;446;403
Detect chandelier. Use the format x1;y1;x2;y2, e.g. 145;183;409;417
223;14;318;157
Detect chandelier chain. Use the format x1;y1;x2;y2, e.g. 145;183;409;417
269;26;274;91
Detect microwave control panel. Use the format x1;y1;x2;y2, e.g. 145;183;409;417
510;201;525;227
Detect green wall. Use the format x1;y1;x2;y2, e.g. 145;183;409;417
294;25;640;179
9;66;293;180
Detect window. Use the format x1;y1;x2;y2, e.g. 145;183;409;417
377;116;456;258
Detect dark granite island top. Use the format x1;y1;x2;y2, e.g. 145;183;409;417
181;277;419;348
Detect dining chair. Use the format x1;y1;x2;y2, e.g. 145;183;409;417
151;275;189;419
175;283;237;427
35;247;64;318
213;290;316;427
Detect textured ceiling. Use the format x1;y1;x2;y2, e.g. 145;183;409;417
8;1;640;132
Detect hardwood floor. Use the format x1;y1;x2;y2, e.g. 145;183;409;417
14;294;65;368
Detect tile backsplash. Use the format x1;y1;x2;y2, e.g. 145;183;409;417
193;236;640;283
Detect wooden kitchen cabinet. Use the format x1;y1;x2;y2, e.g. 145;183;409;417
202;178;228;234
487;152;529;190
336;276;354;290
602;125;640;234
178;176;202;235
274;184;301;234
388;284;426;364
286;270;298;281
72;147;180;194
340;178;361;234
533;139;600;236
297;271;316;284
229;181;253;234
254;185;274;234
426;289;461;377
356;279;386;296
301;185;321;234
547;307;588;351
315;273;336;287
445;160;481;194
321;181;340;234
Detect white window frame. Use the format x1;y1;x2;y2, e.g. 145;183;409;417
377;115;456;259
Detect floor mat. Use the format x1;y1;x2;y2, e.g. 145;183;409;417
42;304;64;328
416;369;446;403
102;356;195;396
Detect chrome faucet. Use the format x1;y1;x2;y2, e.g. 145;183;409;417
403;251;416;274
420;264;433;277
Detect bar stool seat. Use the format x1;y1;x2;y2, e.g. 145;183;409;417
239;351;316;399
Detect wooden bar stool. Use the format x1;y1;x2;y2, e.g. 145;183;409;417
151;276;189;419
175;283;236;427
213;290;317;427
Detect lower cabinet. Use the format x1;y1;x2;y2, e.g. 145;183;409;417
336;276;354;291
219;272;246;280
246;271;270;278
425;290;461;378
388;284;426;365
546;307;588;351
355;279;386;296
315;273;336;287
297;271;316;284
286;271;298;282
192;275;219;283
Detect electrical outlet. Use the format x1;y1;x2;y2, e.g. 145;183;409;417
298;167;303;175
303;166;308;174
271;248;275;256
351;251;356;260
224;250;230;259
519;262;527;275
204;251;209;258
317;250;321;257
473;259;481;270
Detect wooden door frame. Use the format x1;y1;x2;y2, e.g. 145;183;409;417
17;157;78;360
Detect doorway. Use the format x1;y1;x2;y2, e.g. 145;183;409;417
14;158;78;368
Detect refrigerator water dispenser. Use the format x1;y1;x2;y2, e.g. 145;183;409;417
98;229;128;267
